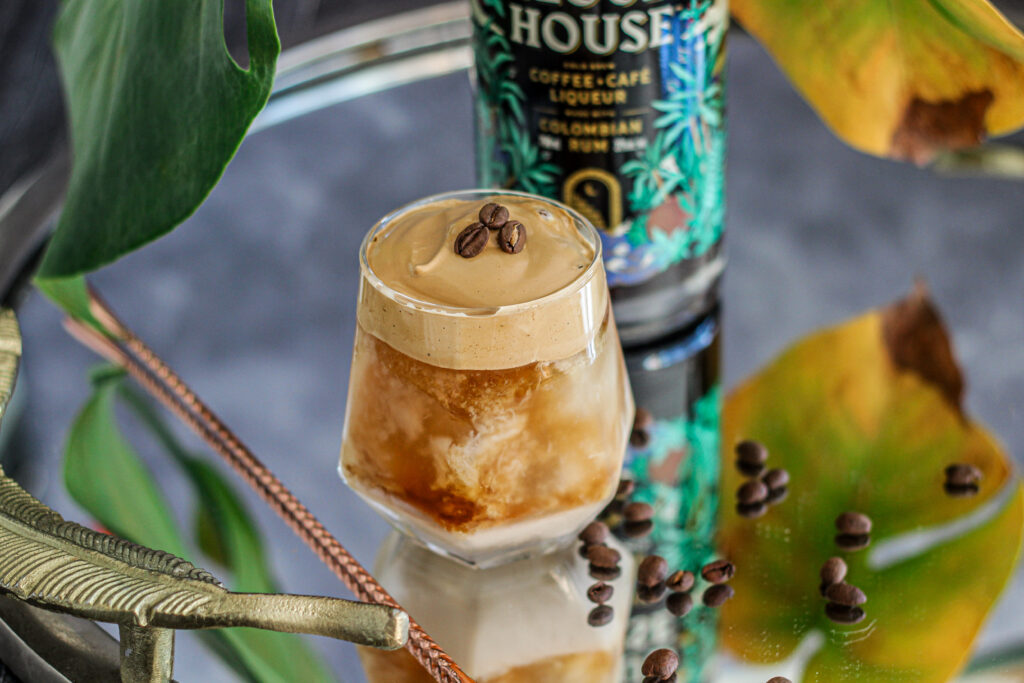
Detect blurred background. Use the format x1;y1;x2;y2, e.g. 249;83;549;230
2;1;1023;681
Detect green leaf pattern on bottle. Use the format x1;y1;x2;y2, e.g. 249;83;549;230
622;384;721;682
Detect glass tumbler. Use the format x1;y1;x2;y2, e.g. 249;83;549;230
339;189;634;567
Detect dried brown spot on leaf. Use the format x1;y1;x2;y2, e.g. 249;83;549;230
881;281;964;409
891;90;994;165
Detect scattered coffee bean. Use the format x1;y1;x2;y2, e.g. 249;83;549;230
666;591;693;617
615;479;636;499
624;501;655;523
736;440;768;467
701;559;735;584
736;460;766;477
835;511;872;535
762;468;790;490
666;570;695;593
765;486;789;505
498;220;526;254
824;602;865;625
834;533;871;551
589;565;622;582
634;407;655;431
737;480;769;505
600;498;624;519
641;648;679;679
623;520;654;538
637;582;668;604
767;678;792;683
944;482;980;498
945;463;982;487
630;427;652;449
737;501;767;519
638;555;669;587
454;223;489;258
478;202;509;229
587;604;614;627
702;583;734;607
819;557;847;586
579;521;609;546
825;582;866;607
587;582;613;604
587;545;621;568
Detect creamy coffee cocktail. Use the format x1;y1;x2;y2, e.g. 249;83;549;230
340;190;633;567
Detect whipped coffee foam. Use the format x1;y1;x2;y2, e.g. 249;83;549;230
358;192;608;370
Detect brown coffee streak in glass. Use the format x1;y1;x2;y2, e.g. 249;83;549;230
343;310;625;533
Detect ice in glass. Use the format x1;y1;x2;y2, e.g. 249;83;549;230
340;190;633;567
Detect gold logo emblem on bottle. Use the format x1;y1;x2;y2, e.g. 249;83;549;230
564;168;622;234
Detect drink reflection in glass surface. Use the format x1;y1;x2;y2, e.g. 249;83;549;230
359;532;634;682
339;190;634;567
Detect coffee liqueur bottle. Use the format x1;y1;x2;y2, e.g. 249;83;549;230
472;0;727;344
618;308;720;681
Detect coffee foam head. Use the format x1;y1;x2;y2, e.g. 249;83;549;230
358;191;607;370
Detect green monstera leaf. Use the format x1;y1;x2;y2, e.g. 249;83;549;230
719;286;1023;681
731;0;1024;163
39;0;280;278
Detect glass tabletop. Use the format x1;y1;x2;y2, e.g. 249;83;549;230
3;3;1022;681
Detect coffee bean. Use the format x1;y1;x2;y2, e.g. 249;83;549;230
643;676;678;683
587;604;614;627
835;533;871;551
666;591;693;617
624;501;655;523
736;440;768;466
767;678;792;683
587;545;621;568
945;463;982;486
737;501;767;519
478;202;509;229
638;555;669;587
637;583;667;604
600;498;624;519
763;468;790;490
825;602;865;625
589;565;622;581
634;407;655;431
623;520;654;538
701;559;735;584
498;220;526;254
944;482;980;498
666;570;695;593
630;427;652;449
641;648;679;679
736;460;766;477
615;479;636;499
765;486;789;505
454;223;489;258
579;542;598;559
737;480;769;505
819;557;847;586
579;521;609;546
702;583;734;607
835;511;872;535
825;582;866;607
587;582;613;604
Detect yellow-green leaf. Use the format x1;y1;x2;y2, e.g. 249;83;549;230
732;0;1024;162
719;288;1023;681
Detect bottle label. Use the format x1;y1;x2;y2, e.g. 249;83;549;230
473;0;727;288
